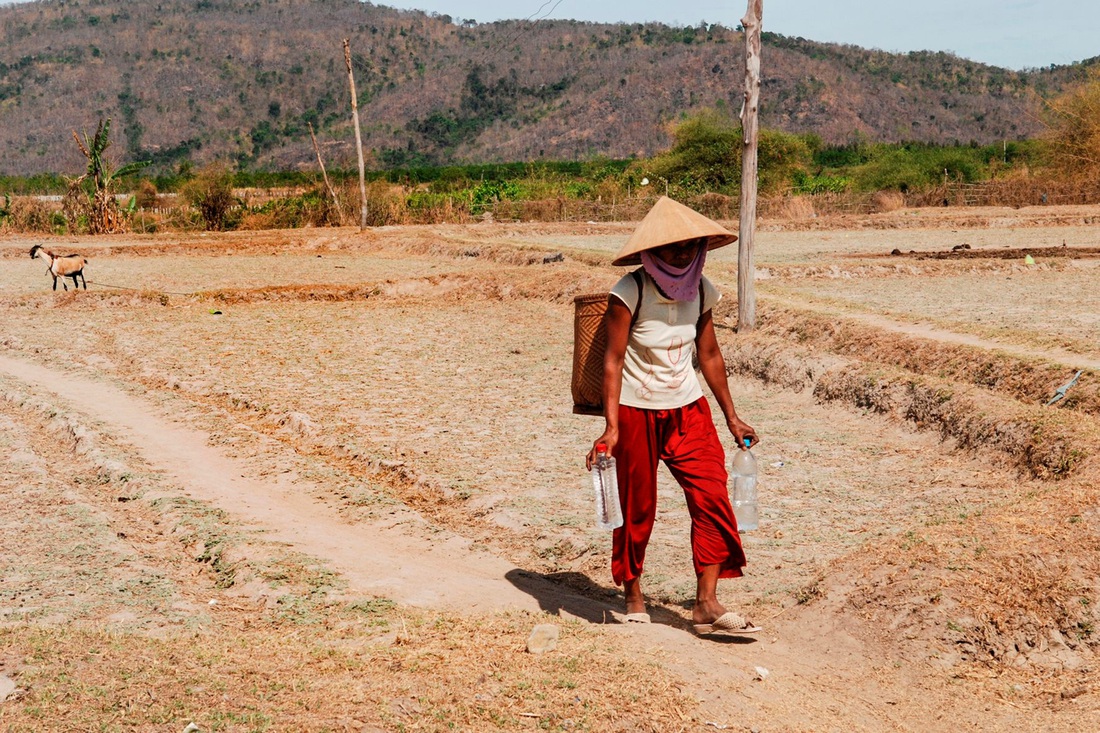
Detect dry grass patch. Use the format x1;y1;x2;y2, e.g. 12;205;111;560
844;476;1100;679
775;195;816;221
809;357;1091;478
870;191;906;213
756;306;1100;415
0;610;694;732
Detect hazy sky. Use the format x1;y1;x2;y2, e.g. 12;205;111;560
373;0;1098;71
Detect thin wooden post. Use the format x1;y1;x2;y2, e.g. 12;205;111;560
344;39;368;231
308;122;343;223
737;0;762;332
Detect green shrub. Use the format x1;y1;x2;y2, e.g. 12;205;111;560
792;171;851;194
758;129;814;194
181;163;238;230
565;181;594;198
645;109;812;196
647;109;740;194
470;180;521;213
247;188;340;228
846;144;988;192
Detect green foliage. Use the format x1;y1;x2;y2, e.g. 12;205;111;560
131;139;204;178
644;109;812;195
248;120;279;154
378;146;435;169
758;129;814;194
800;137;1044;193
249;188;339;228
0;173;67;195
844;143;987;192
67;117;151;233
470;180;521;213
409;110;482;151
181;163;238;230
636;111;1042;198
565;180;594;198
376;159;631;192
646;109;740;193
813;139;873;168
792;171;851;194
404;190;454;214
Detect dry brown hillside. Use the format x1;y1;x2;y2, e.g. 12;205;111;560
0;0;1087;176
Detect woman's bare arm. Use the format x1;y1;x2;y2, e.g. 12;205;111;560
696;311;757;448
586;297;632;469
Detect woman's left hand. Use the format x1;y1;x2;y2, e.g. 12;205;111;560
727;416;758;449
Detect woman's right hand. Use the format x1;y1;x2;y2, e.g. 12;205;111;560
586;428;618;470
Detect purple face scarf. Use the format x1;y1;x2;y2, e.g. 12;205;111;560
640;244;707;302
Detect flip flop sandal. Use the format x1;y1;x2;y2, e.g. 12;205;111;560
623;612;652;624
693;611;762;636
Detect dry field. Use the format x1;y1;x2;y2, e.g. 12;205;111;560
1;205;1100;731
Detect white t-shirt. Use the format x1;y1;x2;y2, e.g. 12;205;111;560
609;269;721;410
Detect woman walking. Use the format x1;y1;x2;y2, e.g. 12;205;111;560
586;196;760;636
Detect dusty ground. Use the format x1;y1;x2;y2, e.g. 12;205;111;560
1;205;1100;731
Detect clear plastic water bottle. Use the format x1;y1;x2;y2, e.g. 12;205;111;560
591;443;624;530
730;437;759;531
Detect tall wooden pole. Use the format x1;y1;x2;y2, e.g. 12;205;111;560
738;0;762;331
344;39;368;231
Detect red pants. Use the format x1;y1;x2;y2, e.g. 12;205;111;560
612;398;746;585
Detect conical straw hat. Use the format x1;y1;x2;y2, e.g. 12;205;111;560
612;196;736;266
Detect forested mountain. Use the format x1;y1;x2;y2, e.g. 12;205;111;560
0;0;1094;176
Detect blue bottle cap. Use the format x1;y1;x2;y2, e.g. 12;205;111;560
743;437;751;448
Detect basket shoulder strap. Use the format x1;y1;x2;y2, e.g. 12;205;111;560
630;268;644;330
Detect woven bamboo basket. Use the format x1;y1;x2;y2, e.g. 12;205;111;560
571;292;609;415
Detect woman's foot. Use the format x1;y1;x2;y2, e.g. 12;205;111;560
691;597;728;626
692;564;727;625
692;611;761;635
624;577;647;617
692;565;759;634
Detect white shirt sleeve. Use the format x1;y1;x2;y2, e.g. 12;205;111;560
701;275;722;313
609;271;642;315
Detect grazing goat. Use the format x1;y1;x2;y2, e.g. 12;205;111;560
29;244;88;291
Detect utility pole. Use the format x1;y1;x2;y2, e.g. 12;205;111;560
738;0;762;331
344;39;368;231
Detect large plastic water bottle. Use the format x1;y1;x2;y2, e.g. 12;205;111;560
591;443;624;530
730;438;759;531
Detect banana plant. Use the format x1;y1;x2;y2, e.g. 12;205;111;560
67;118;150;234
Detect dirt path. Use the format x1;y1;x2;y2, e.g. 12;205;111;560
0;353;587;615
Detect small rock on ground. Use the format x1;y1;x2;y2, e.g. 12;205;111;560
526;623;559;654
0;675;15;702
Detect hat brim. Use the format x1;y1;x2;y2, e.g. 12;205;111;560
611;196;738;266
611;232;737;266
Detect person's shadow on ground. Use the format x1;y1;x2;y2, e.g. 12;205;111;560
505;568;758;644
504;568;690;630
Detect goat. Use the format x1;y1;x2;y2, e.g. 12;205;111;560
29;244;88;291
